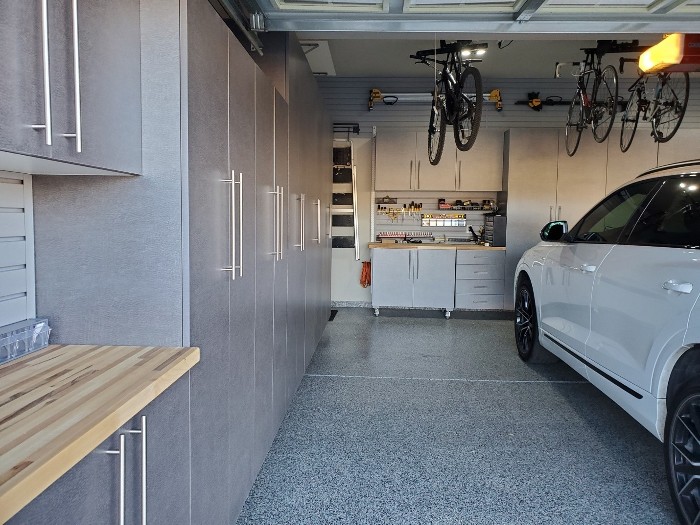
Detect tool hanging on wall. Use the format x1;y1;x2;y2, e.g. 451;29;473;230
514;94;567;109
368;88;503;111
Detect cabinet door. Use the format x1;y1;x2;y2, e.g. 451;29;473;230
49;0;141;174
227;33;257;506
273;90;289;429
503;129;558;308
253;67;276;471
556;131;607;225
456;128;504;191
415;132;456;190
371;249;413;307
375;130;416;190
186;0;232;522
0;1;52;159
413;249;456;309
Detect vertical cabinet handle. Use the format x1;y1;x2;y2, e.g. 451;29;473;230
222;172;241;279
128;415;147;525
280;186;284;260
237;173;243;277
269;188;279;258
295;194;305;250
409;160;413;189
31;0;52;145
458;160;462;190
417;160;421;189
58;0;82;151
416;250;419;279
408;250;412;280
106;434;126;525
316;199;321;244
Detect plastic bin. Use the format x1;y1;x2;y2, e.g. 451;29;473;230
0;318;51;365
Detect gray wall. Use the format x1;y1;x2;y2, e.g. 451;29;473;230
32;0;185;347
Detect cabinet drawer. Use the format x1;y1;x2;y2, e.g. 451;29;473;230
456;264;504;280
455;279;504;295
456;250;504;265
455;294;504;310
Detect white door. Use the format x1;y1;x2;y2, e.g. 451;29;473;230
540;179;658;356
375;131;416;191
588;177;700;391
415;132;456;191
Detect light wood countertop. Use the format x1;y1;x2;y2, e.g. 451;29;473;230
0;344;200;523
368;243;506;251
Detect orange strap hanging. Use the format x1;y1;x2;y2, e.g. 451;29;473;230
360;261;371;288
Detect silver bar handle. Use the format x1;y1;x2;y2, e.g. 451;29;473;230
222;174;239;279
31;0;52;145
408;250;412;280
409;160;413;189
558;205;562;220
58;0;82;151
417;160;421;189
280;186;284;260
458;160;462;190
294;194;304;250
106;434;126;525
312;199;321;244
128;415;147;525
302;194;305;250
268;188;279;258
416;250;419;279
237;173;243;277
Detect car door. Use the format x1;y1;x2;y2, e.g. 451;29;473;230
539;180;659;356
588;176;700;391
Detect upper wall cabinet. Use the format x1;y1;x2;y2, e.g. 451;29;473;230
0;0;141;175
456;129;504;192
376;129;503;192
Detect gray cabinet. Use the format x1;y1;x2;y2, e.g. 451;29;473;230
415;132;457;190
375;130;417;190
371;248;456;314
456;128;504;191
455;250;505;310
9;374;191;525
0;0;141;175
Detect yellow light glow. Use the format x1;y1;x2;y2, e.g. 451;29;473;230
639;33;684;73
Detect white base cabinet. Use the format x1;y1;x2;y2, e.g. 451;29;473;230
371;248;456;315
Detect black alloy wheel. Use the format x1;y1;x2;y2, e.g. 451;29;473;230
515;279;557;363
666;390;700;525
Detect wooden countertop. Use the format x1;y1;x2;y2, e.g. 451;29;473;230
368;243;506;251
0;344;200;523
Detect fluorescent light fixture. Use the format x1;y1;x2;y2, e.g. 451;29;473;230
639;34;684;73
476;49;486;56
461;49;472;57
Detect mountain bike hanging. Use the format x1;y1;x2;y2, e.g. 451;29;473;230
411;40;486;165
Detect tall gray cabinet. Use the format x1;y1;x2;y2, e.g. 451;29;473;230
9;0;332;523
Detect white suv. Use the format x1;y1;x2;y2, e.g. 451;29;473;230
514;160;700;524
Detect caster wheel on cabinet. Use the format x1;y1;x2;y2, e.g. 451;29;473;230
374;309;379;317
445;311;451;319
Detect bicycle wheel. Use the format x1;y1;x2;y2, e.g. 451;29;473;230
591;64;618;143
565;94;584;157
620;87;641;153
428;96;447;165
453;66;483;152
652;72;689;143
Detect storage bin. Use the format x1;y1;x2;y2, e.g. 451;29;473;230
0;318;51;365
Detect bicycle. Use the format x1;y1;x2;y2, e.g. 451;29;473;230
556;44;619;157
619;58;690;153
410;40;485;165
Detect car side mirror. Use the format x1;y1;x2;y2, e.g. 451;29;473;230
540;221;568;241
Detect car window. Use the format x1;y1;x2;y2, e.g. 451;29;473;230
572;180;658;243
626;177;700;248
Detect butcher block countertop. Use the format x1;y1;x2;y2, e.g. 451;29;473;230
0;344;200;523
368;243;506;251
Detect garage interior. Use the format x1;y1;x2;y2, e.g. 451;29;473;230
1;0;700;523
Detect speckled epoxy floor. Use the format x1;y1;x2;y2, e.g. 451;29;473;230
236;308;677;524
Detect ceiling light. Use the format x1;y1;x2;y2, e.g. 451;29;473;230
688;185;698;191
476;49;486;56
461;49;472;57
639;33;700;73
680;182;687;188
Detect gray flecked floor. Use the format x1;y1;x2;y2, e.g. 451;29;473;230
236;308;677;525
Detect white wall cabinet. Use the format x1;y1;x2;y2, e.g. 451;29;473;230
376;129;502;192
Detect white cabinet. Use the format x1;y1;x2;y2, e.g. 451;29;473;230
455;249;505;310
456;129;504;191
371;248;456;315
375;131;416;190
415;132;457;191
376;129;503;192
556;131;608;225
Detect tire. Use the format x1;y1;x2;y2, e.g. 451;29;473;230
453;66;483;152
665;385;700;525
428;98;447;166
620;87;641;153
565;95;584;157
591;64;618;143
514;278;557;363
652;72;689;143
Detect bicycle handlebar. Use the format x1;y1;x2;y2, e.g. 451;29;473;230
618;57;638;74
554;61;580;78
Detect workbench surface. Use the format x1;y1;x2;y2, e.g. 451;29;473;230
368;243;506;250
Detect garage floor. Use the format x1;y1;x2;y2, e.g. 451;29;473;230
236;308;677;524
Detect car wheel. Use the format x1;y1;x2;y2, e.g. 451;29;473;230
665;386;700;525
514;278;557;363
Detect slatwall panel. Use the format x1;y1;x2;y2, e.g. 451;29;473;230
0;173;34;327
317;74;700;134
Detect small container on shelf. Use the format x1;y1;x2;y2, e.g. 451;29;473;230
0;318;52;365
